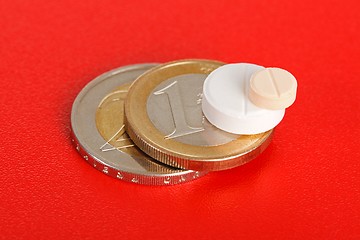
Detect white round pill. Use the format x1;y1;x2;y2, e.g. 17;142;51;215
202;63;285;135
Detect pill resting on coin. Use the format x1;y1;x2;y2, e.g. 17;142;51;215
249;67;297;110
124;60;274;171
202;63;285;135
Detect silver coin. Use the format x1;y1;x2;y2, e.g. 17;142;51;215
71;64;206;185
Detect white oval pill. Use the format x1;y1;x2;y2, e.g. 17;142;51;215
202;63;285;135
249;67;297;110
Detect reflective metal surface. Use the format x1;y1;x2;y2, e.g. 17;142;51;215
148;73;239;146
125;59;274;171
71;64;206;185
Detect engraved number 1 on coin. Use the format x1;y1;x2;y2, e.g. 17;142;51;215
154;81;204;139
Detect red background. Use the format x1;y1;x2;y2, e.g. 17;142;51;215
1;0;359;239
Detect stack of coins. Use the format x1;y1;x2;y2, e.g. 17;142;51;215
71;59;297;185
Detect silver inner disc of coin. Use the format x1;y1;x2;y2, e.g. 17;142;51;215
147;74;239;146
71;64;205;184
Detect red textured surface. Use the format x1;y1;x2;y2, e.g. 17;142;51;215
1;0;359;239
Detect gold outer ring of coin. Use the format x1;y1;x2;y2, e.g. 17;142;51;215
124;59;274;171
